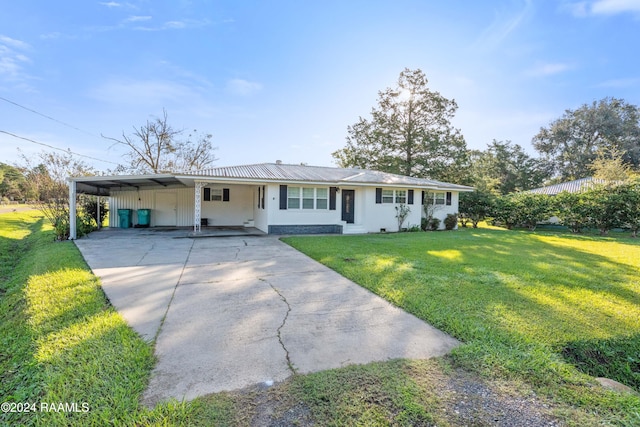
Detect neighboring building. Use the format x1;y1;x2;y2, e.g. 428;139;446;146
528;177;606;195
68;162;473;239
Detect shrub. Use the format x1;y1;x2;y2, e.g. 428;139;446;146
444;213;457;230
80;195;108;227
553;191;589;233
459;191;494;228
420;217;429;231
428;217;441;231
395;204;411;232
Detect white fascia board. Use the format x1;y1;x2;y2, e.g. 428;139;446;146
177;174;474;191
67;174;176;183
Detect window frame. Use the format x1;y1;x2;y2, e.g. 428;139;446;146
286;187;330;210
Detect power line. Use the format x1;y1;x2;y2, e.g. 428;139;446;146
0;130;120;165
0;95;101;138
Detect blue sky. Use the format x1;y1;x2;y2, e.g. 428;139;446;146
1;0;639;172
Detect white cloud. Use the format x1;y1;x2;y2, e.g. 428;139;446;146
591;0;640;14
132;18;209;31
596;77;640;87
0;35;30;50
472;0;533;51
525;62;572;77
563;0;640;16
124;15;152;23
88;79;200;106
0;35;34;87
40;32;62;40
226;79;262;96
99;1;122;7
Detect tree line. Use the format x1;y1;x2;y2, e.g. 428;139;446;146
459;177;640;237
332;68;640;195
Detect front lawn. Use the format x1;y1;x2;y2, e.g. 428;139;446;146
3;210;638;425
283;228;640;424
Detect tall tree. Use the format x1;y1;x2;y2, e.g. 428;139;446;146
0;162;26;201
332;68;469;183
532;97;640;181
104;110;218;174
590;147;633;182
469;140;550;195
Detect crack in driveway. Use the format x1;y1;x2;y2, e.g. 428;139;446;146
260;278;296;375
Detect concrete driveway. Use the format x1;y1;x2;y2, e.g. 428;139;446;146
75;230;460;406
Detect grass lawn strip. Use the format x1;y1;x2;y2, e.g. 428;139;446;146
283;229;640;425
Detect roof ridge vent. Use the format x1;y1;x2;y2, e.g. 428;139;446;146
275;160;282;165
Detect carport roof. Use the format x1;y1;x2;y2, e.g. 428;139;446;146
69;174;190;196
69;163;473;196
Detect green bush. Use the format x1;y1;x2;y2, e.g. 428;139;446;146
444;213;457;230
428;217;441;231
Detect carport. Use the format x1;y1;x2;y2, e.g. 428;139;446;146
68;174;240;239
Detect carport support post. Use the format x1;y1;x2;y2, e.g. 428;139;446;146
194;181;203;233
96;196;101;230
69;179;77;240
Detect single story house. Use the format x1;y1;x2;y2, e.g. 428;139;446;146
68;162;473;239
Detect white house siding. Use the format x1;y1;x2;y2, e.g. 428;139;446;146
267;184;341;232
109;188;194;227
200;184;253;226
359;187;423;232
425;191;459;229
253;185;269;233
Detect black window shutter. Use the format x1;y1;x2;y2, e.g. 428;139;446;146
262;185;265;209
279;185;287;210
223;188;230;202
257;186;261;208
329;187;337;210
375;188;382;204
422;191;426;204
408;189;414;205
203;187;210;201
446;191;452;206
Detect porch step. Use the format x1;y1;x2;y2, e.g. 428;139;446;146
243;220;255;227
343;224;367;235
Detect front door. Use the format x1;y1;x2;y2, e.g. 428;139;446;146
155;192;177;226
341;190;355;224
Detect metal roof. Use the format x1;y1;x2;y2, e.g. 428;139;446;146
193;163;473;191
69;174;188;196
69;163;474;195
528;177;606;195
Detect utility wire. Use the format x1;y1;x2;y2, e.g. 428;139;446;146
0;95;101;138
0;130;120;165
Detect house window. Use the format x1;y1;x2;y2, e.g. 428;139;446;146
316;188;328;209
287;187;329;210
287;187;300;209
302;187;315;209
203;187;229;202
424;191;451;206
380;189;407;204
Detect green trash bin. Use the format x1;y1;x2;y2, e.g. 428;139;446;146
117;209;132;229
137;209;150;227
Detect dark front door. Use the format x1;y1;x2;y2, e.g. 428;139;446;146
342;190;355;223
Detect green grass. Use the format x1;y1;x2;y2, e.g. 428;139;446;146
3;210;639;425
0;211;235;426
283;228;640;424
